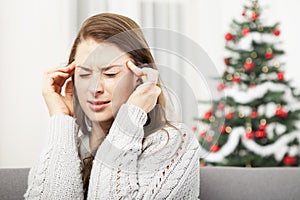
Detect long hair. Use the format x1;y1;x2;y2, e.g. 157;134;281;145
67;13;177;197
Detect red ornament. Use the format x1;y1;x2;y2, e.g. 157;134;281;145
224;58;230;65
242;11;246;16
264;52;273;60
259;123;267;130
244;60;255;70
277;72;284;81
273;29;280;36
199;132;206;138
203;111;213;120
255;130;266;138
200;161;206;167
242;28;251;36
283;156;297;166
275;107;288;118
219;125;227;134
251;12;258;21
232;76;241;83
250;111;258;118
210;144;220;152
206;135;213;143
249;84;256;89
225;112;235;120
218;103;225;110
192;126;197;132
217;83;226;91
245;131;254;139
225;33;234;41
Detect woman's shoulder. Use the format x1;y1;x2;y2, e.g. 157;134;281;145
166;121;200;150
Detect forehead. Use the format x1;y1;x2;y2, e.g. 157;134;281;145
75;39;129;68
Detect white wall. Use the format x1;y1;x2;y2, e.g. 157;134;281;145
0;0;77;167
1;0;299;168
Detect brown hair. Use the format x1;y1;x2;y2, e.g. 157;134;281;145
67;13;177;197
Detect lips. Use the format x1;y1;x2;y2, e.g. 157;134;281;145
88;100;110;105
87;100;110;111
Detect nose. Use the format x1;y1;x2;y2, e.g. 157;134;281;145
88;75;105;96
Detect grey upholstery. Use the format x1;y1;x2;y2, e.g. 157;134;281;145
0;167;300;200
200;167;300;200
0;168;30;200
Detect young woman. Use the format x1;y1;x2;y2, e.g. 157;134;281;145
24;13;200;199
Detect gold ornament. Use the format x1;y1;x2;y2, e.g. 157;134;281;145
262;66;269;73
274;61;280;68
246;57;253;63
225;126;232;133
260;118;267;124
209;116;215;122
258;25;264;32
226;74;233;80
246;164;252;168
239;68;245;73
246;127;252;132
239;113;245;118
253;2;258;9
251;52;257;58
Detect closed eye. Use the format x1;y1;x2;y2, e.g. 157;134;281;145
79;74;92;77
102;65;123;77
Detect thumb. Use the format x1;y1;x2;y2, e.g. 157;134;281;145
65;80;73;98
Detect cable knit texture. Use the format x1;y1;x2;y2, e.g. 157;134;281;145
24;104;201;199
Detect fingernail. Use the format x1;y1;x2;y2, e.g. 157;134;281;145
128;60;135;66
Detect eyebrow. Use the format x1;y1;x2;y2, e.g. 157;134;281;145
77;64;123;71
76;65;94;72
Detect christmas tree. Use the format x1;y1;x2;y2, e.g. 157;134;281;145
195;0;300;167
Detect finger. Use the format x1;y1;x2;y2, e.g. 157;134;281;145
48;71;71;87
145;69;159;84
65;80;73;98
47;61;76;74
138;68;159;84
49;71;70;79
134;81;155;91
126;60;144;77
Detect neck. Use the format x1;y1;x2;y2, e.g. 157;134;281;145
89;120;113;154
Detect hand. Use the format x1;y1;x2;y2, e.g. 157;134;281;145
126;61;161;113
42;62;75;116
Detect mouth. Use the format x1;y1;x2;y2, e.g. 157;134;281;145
87;100;110;111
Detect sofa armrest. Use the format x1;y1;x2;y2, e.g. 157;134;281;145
0;168;30;200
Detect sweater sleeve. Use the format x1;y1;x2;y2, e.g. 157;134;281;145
24;114;84;200
87;103;147;199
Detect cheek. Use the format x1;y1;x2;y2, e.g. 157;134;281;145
74;75;89;98
112;73;136;100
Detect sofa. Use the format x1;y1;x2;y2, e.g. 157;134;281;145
0;167;299;200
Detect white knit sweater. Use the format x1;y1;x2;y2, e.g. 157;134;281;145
24;104;201;199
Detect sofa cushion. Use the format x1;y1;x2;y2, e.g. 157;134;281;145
1;167;300;200
200;166;300;200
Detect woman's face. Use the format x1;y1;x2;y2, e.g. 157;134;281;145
74;39;137;123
